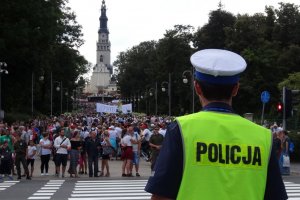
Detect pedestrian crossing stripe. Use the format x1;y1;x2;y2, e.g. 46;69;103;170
69;180;150;200
0;181;19;191
28;180;65;200
69;180;300;200
281;182;300;200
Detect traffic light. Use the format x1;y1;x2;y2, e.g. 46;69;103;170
284;88;292;119
277;102;283;112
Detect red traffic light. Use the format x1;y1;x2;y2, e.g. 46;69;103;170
277;103;283;111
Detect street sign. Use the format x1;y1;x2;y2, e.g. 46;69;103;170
261;91;270;103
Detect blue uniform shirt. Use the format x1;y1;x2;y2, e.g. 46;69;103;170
145;102;287;200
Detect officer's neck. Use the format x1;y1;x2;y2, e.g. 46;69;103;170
200;97;232;107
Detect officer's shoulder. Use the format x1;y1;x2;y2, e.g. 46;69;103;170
238;116;270;130
176;112;199;121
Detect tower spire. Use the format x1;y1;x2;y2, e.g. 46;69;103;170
99;0;109;34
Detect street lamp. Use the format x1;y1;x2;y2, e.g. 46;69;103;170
182;69;195;113
161;74;171;116
0;62;8;120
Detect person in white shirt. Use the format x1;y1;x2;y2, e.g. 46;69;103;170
121;126;134;177
26;140;36;177
131;130;143;177
140;124;152;161
39;132;52;176
54;129;71;178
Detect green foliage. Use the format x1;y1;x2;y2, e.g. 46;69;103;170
115;2;300;119
114;25;195;115
0;0;88;116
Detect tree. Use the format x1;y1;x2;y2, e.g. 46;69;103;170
0;0;88;116
193;7;236;49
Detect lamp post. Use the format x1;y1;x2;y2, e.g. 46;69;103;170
161;73;171;116
0;62;8;120
63;89;69;112
182;69;195;113
52;80;62;114
31;73;44;116
149;84;158;115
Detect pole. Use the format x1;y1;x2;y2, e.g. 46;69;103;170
32;72;34;116
168;73;171;116
155;82;158;115
283;86;286;130
261;103;265;125
61;81;63;114
67;96;69;112
50;72;53;116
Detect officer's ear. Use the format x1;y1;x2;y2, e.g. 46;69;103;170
231;83;239;97
194;80;203;97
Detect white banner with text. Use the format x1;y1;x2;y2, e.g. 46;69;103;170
96;103;132;114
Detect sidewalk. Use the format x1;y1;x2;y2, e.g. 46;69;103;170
291;162;300;175
26;156;152;180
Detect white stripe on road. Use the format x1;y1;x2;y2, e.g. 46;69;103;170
69;198;150;200
44;184;63;187
33;193;55;196
41;187;60;190
73;190;146;193
285;181;300;199
37;190;57;193
28;197;51;200
71;193;151;197
0;181;19;192
74;187;145;191
27;180;64;200
75;184;146;187
69;180;150;200
77;180;147;183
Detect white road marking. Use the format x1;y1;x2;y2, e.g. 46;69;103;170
69;180;150;200
27;180;65;200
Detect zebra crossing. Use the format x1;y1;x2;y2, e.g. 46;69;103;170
0;179;300;199
0;180;19;191
285;181;300;200
27;179;65;200
68;180;151;200
68;180;300;200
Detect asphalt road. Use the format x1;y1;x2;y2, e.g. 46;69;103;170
1;158;300;200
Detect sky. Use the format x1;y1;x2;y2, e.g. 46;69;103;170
68;0;299;76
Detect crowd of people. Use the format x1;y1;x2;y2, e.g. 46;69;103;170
270;123;292;175
0;113;168;181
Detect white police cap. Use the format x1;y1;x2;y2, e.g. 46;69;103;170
191;49;247;84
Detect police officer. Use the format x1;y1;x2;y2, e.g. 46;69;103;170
145;49;287;200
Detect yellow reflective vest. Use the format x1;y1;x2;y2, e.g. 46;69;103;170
176;111;272;200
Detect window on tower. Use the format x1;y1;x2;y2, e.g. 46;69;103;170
100;55;103;62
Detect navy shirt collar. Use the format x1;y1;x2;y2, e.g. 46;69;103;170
202;102;234;113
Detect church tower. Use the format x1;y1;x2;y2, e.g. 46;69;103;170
89;0;112;94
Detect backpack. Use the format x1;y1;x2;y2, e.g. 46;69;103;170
289;140;295;153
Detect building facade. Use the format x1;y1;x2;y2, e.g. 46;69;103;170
87;0;116;95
